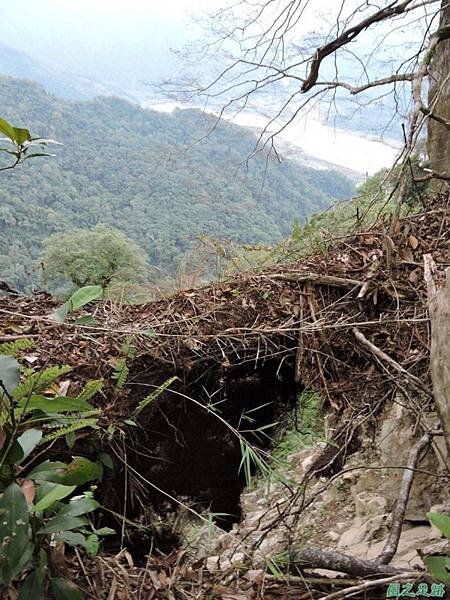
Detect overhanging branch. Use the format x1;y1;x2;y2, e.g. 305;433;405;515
301;0;415;93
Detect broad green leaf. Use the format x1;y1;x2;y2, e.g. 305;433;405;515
428;512;450;539
0;117;16;142
19;395;93;413
56;496;99;518
98;452;114;470
59;457;101;485
38;514;88;534
53;302;69;324
84;534;100;557
424;555;450;584
51;578;84;600
0;482;31;585
2;439;25;465
54;531;87;548
17;429;42;462
52;286;102;324
28;460;67;480
28;457;101;486
94;527;115;536
0;355;20;395
68;286;103;312
33;484;76;512
17;549;47;600
13;127;31;145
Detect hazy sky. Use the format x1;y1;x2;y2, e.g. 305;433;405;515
0;0;216;84
0;1;432;91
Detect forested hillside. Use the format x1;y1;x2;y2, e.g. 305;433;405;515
0;76;354;290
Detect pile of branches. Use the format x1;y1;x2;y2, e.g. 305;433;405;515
1;194;448;418
1;194;449;598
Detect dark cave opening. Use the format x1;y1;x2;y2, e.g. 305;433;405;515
103;357;301;560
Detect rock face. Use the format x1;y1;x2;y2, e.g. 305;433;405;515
184;395;450;574
427;2;450;175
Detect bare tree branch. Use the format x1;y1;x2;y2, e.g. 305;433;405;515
301;0;416;93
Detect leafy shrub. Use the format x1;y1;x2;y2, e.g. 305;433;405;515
0;349;112;598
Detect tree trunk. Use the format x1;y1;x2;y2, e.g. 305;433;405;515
424;255;450;462
427;1;450;176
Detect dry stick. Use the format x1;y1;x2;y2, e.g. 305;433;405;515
376;430;433;565
274;273;363;288
0;334;39;342
352;328;433;398
320;572;422;600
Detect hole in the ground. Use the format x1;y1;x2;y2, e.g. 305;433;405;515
102;358;301;559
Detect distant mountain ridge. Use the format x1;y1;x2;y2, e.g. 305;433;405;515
0;42;135;101
0;75;354;291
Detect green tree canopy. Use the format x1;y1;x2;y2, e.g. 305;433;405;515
39;224;149;295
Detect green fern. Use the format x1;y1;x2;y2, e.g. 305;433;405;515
112;337;135;390
12;365;72;401
135;376;178;416
112;357;129;390
40;418;98;444
0;338;34;356
77;379;104;403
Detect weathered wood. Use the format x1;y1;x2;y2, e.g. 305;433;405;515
291;547;412;577
424;255;450;460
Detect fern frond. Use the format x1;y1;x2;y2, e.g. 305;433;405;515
135;376;178;416
112;358;129;390
112;337;135;390
12;365;72;401
77;379;103;403
121;337;136;359
40;418;98;444
0;338;34;356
